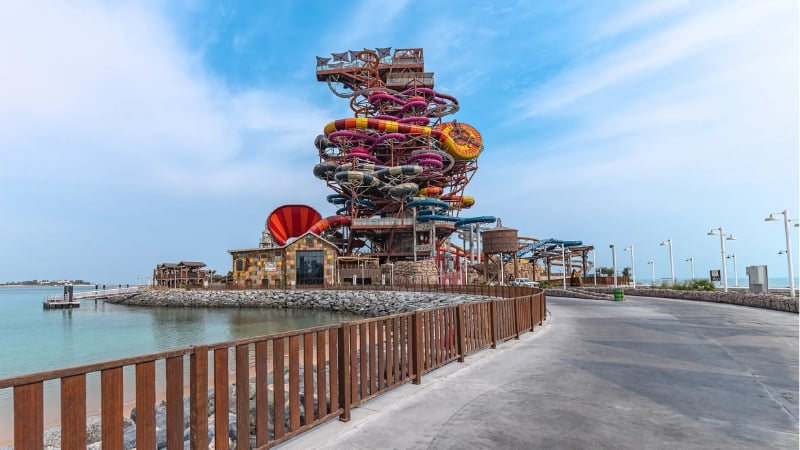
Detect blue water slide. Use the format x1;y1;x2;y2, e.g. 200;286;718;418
516;238;583;258
326;194;347;205
407;198;449;210
345;198;377;209
416;214;459;222
454;216;496;229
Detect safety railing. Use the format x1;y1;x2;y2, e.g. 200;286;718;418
0;286;545;449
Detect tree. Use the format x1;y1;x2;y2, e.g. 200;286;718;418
597;267;614;276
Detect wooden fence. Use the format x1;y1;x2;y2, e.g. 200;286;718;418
0;285;545;449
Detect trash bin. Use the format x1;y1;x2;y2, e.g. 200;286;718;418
613;288;624;301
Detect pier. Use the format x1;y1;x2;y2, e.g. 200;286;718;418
42;286;146;309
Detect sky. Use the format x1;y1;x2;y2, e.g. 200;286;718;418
0;0;797;285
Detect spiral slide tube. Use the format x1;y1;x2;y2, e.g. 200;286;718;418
324;118;483;160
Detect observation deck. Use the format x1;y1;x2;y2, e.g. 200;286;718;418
316;47;434;90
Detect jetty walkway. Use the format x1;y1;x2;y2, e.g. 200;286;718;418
42;286;147;309
282;295;799;449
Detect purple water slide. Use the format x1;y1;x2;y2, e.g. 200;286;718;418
328;130;377;145
346;152;382;164
398;116;431;125
369;92;406;105
400;99;428;114
416;158;444;170
408;152;443;163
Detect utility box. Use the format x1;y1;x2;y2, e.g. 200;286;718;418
746;265;769;293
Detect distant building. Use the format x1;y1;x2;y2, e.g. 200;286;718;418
153;261;208;288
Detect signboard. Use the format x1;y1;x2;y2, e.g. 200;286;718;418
263;263;277;272
710;269;721;282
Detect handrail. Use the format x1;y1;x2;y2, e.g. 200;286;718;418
44;286;148;303
1;286;546;448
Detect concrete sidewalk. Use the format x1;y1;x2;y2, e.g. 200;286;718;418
278;296;799;449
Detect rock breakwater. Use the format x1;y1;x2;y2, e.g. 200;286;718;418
106;289;491;317
546;287;797;313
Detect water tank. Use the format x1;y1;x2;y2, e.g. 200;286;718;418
482;226;518;254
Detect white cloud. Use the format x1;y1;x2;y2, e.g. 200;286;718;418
0;0;330;198
518;0;795;118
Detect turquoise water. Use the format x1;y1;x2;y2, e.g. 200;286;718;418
0;286;359;440
0;286;357;379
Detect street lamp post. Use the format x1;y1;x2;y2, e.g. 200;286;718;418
609;244;617;288
561;245;566;289
707;227;736;292
624;245;636;288
765;210;797;298
659;239;675;286
685;257;695;281
593;249;597;286
647;260;655;286
727;253;738;288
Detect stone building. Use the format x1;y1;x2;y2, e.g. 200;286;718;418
228;232;339;288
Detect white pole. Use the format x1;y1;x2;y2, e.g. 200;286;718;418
625;246;636;288
686;257;695;281
648;260;655;286
561;246;566;289
593;250;597;286
413;208;418;262
719;229;728;292
782;210;796;298
610;244;617;288
660;239;675;285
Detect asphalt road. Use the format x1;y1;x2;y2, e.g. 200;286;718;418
280;296;799;449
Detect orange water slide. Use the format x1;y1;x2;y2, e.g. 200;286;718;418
324;118;483;160
309;215;352;235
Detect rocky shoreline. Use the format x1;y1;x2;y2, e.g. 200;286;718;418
105;289;492;316
545;286;798;313
24;290;493;449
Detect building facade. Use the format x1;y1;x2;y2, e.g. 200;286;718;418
153;261;209;288
228;232;340;287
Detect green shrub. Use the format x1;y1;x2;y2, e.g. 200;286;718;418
668;279;716;291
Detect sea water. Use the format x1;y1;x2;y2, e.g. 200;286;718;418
0;286;358;441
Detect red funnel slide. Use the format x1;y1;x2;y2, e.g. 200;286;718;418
266;204;322;246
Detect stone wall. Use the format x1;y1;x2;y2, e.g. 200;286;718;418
106;289;492;317
553;287;798;313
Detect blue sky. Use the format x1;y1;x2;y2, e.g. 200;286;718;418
1;0;797;285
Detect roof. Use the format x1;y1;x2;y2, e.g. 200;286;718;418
228;231;340;254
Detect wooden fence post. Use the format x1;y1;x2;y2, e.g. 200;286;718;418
489;300;497;349
190;345;209;450
529;295;536;331
456;304;466;362
101;367;123;449
14;383;43;450
61;375;86;450
412;311;423;384
542;294;547;322
338;323;351;422
514;298;521;340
